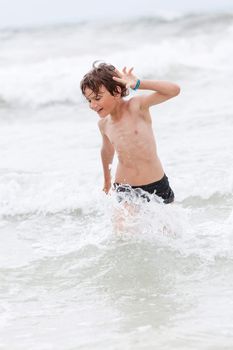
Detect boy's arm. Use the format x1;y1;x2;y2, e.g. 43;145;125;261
136;80;180;109
98;121;115;194
113;67;180;109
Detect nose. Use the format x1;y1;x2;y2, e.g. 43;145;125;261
90;100;98;110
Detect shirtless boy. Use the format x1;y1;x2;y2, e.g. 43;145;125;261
80;62;180;204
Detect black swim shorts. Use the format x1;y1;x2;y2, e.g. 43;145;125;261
113;174;174;204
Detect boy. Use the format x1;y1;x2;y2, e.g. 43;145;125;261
80;62;180;204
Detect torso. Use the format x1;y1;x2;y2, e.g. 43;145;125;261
101;98;164;186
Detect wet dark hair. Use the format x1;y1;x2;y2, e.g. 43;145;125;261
80;61;128;97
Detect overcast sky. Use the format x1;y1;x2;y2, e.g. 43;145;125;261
0;0;233;28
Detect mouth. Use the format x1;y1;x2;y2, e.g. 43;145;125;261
97;108;103;113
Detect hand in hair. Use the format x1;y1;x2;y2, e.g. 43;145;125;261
113;67;138;89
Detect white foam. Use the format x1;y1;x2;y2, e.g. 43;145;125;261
1;15;233;108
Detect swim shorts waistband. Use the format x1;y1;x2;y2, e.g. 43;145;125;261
113;174;174;204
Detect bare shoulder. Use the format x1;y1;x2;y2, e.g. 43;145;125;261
127;96;152;122
98;117;108;135
97;118;104;131
127;96;141;112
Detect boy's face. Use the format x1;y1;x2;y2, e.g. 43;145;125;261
84;85;118;118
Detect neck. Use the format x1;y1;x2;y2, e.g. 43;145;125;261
110;99;125;121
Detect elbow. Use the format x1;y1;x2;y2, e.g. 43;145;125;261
172;84;181;97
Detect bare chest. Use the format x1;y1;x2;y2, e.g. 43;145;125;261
105;115;155;156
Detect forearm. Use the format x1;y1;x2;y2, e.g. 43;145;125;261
137;80;180;96
101;148;114;182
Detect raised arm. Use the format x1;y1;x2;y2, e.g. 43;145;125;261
135;80;180;109
113;67;180;109
98;120;115;194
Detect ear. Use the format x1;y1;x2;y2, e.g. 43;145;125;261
115;86;122;97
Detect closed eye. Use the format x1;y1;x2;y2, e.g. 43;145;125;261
86;95;102;103
95;95;102;101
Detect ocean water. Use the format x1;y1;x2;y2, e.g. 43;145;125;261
0;12;233;349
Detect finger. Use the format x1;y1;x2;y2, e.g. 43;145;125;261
128;67;134;74
112;76;123;83
123;67;127;74
114;68;123;77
